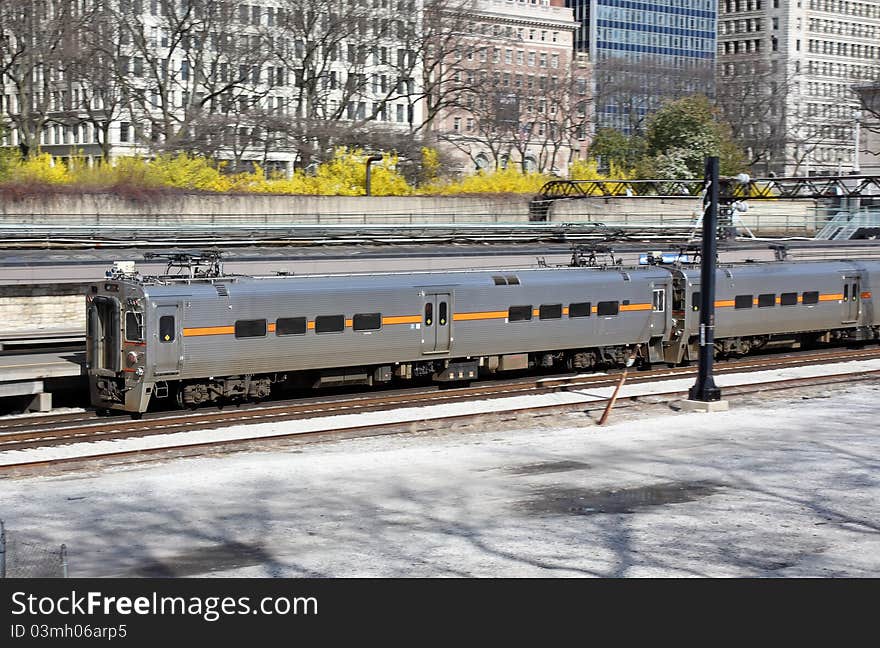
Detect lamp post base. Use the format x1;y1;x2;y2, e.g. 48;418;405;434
678;399;730;413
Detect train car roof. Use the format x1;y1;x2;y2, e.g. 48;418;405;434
674;258;880;281
132;265;673;298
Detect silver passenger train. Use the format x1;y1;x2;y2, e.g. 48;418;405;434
86;259;880;415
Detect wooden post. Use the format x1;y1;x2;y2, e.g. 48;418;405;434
598;346;639;426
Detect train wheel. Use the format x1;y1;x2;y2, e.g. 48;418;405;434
95;408;110;417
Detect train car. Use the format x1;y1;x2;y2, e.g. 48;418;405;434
87;258;880;416
666;260;880;362
87;265;670;414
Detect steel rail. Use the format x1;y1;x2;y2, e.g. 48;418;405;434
2;346;879;454
1;344;875;435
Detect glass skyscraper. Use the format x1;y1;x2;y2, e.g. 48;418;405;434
568;0;718;134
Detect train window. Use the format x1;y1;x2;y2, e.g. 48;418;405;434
125;312;144;342
439;302;448;326
692;291;701;311
844;284;849;301
780;292;798;306
492;275;507;285
159;315;175;342
539;304;562;319
597;301;619;317
802;291;819;305
424;302;433;326
508;305;532;322
353;313;382;331
569;302;591;318
235;319;267;338
758;293;775;308
505;275;520;285
652;289;665;313
276;317;306;336
315;315;345;334
734;295;753;309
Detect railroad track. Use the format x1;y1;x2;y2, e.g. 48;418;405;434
2;345;879;472
2;344;878;442
4;344;879;433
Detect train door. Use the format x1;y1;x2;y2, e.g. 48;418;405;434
421;293;451;354
842;275;861;324
650;284;668;333
88;296;121;375
154;304;181;375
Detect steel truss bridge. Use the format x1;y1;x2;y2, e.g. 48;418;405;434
535;175;880;200
530;175;880;221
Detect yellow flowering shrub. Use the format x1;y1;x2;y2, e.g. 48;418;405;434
424;166;550;195
568;159;635;194
0;148;603;197
4;153;72;184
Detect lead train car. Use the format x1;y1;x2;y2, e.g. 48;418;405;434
87;260;879;414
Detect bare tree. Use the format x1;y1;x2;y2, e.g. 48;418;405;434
71;7;132;162
261;0;486;168
87;0;281;157
0;0;87;157
508;59;590;173
438;57;590;174
715;58;797;173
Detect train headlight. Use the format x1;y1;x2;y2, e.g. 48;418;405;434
127;351;139;366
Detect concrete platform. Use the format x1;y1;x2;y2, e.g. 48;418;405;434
0;351;84;411
0;329;84;351
0;352;84;382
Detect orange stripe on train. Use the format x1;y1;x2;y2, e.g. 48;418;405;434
382;315;422;325
453;311;508;321
183;326;235;336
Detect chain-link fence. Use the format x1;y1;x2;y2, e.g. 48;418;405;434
0;520;68;578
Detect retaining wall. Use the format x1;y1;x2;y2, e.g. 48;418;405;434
0;192;822;235
0;194;532;224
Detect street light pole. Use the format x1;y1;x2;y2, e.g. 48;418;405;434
688;156;722;404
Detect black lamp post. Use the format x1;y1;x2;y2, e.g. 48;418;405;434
688;156;722;403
